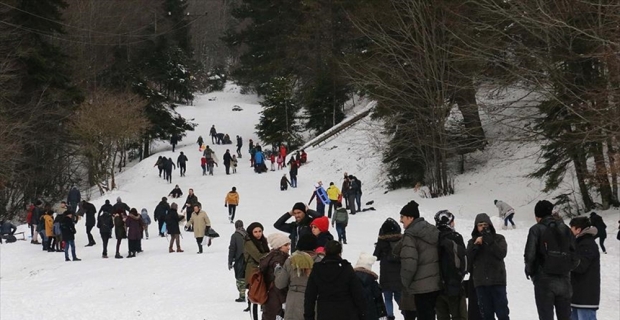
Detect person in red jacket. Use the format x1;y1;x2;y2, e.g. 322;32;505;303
200;156;207;176
269;153;276;171
279;144;287;167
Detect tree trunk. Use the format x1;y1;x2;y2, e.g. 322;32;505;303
142;137;150;159
606;137;619;203
572;151;594;211
591;141;614;209
454;80;486;151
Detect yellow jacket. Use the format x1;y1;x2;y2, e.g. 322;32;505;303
327;185;341;201
44;215;54;237
225;192;239;205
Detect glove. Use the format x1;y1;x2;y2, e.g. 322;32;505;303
228;263;233;270
224;204;227;207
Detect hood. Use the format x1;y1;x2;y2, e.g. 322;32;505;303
315;255;352;283
354;268;379;284
235;229;248;238
471;213;496;237
379;218;401;236
577;226;598;238
378;233;403;241
404;217;439;245
141;209;148;215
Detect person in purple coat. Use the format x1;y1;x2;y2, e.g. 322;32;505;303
125;208;144;258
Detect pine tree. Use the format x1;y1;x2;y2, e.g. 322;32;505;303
302;70;349;133
255;77;302;149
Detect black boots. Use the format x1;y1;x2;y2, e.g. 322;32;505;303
197;244;203;254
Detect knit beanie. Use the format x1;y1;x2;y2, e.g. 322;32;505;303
355;252;377;271
267;233;291;249
400;200;420;218
292;202;306;213
434;210;455;227
310;216;329;233
535;200;554;218
296;233;318;251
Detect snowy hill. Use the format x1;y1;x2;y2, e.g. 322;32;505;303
1;84;618;320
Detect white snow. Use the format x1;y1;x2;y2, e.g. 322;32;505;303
1;84;618;320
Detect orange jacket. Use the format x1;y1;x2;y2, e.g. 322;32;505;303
44;215;54;237
225;192;239;205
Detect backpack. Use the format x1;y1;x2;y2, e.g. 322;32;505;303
53;222;62;236
97;213;113;233
539;221;574;275
248;270;268;305
437;231;467;296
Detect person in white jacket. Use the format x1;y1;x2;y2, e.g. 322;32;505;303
494;200;515;229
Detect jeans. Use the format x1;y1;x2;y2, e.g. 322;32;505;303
414;291;439;320
355;193;362;211
504;213;515;226
158;219;165;236
228;205;237;221
327;202;337;218
534;277;571;320
101;233;111;256
64;240;77;260
335;223;347;243
143;226;149;239
383;290;402;318
316;202;325;216
571;308;597;320
290;175;297;188
476;285;510;320
201;164;206;175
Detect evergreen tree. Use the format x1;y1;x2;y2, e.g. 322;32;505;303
302;70;349;133
255;77;302;149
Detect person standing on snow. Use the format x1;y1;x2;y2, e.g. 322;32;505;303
494;200;516;230
372;218;402;320
164;157;176;183
589;212;607;254
569;216;601;320
260;234;290;320
98;200;113;218
81;200;97;247
341;173;351;211
349;175;362;213
140;208;151;239
467;213;509;320
308;182;328;216
60;211;81;262
67;186;81;213
154;156;165;178
326;182;341;219
210;125;217;144
184;188;198;231
112;197;130;215
223;149;233;175
236;135;243;157
125;208;144;258
273;202;316;253
225;187;240;223
177;152;188;177
96;209;114;258
244;222;270;315
165;202;185;252
170;134;178;152
228;220;247;302
186;202;211;253
232;155;238;173
113;209;126;259
279;144;287;167
332;202;349;244
353;252;388;320
197;136;204;148
288;159;298;188
154;197;170;237
280;174;291;191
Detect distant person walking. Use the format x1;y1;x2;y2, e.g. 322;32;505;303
225;187;240;223
589;212;607;254
494;200;516;230
177;152;188;177
210;125;217;144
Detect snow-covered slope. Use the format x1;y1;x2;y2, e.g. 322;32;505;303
1;84;618;320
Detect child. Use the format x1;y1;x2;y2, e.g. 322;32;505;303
310;216;334;253
201;156;207;176
332;202;348;244
354;253;388;320
140;208;151;240
277;154;284;170
270;153;276;171
231;155;238;174
280;174;291;191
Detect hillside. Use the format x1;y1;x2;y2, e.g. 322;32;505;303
1;85;618;320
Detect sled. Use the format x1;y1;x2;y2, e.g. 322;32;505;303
316;186;331;205
161;222;167;235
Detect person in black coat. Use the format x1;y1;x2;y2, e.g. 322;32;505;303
569;217;601;319
81;200;97;246
170;134;178;152
177;152;188;177
112;197;130;215
304;240;366;320
273;202;316;253
60;211;80;261
184;189;198;231
154;197;170;237
98;200;113;218
589;212;607;254
168;185;183;198
223;149;232;175
165;203;185;252
67;186;81;213
372;218;403;320
164;157;176;183
236;135;243;157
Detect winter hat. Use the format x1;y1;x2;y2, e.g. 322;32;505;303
434;210;455;227
379;218;401;235
311;216;329;233
234;220;244;229
292;202;306;213
296;233;318;251
232;187;237;192
170;203;178;210
355;252;377;271
246;222;264;237
141;208;148;215
534;200;554;218
400;200;420;218
494;200;498;205
268;233;291;249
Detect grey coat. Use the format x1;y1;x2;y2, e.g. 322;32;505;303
274;251;323;320
398;217;441;294
229;229;247;279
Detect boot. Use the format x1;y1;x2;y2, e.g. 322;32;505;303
115;253;123;259
197;244;203;254
169;248;175;253
177;247;184;253
207;238;212;247
102;254;108;258
73;258;81;261
235;297;246;302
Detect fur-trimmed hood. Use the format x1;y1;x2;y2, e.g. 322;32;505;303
378;233;402;241
354;267;378;280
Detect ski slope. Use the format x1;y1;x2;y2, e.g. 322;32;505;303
1;84;618;320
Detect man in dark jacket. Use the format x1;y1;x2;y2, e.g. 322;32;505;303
274;202;316;253
67;186;81;213
97;210;114;258
589;212;607;254
184;189;198;231
154;197;170;237
98;200;113;218
524;200;575;320
228;220;247;302
210;125;217;144
569;217;600;320
168;185;183;198
177;152;188;177
372;218;402;320
467;213;508;320
81;200;97;246
341;173;350;209
112;197;130;215
223;149;232;175
170;134;178;152
164;157;176;183
434;210;467;320
236;135;243;157
349;175;362;213
60;211;80;262
31;200;43;244
397;200;441;320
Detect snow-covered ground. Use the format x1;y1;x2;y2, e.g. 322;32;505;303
1;84;618;320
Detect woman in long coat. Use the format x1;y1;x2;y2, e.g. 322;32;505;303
260;233;290;320
185;202;211;254
113;209;126;259
244;222;270;318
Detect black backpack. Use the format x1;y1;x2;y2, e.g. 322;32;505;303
539;221;574;275
97;213;114;233
438;231;467;296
